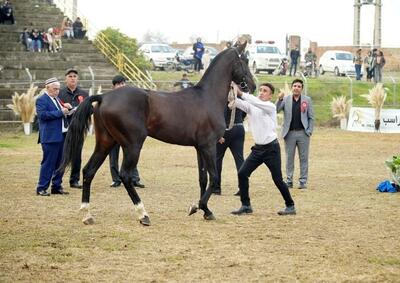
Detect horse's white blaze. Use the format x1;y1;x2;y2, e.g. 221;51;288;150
134;202;148;219
80;202;90;210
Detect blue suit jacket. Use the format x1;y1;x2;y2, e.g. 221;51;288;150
36;94;64;143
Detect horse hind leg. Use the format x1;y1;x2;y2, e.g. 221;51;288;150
80;133;115;225
120;144;150;226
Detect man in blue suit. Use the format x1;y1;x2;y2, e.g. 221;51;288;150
35;77;72;196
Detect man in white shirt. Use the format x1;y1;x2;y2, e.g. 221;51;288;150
231;83;296;216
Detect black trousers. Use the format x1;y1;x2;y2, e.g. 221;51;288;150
193;57;202;71
109;144;140;183
238;140;294;207
69;143;82;184
215;125;244;191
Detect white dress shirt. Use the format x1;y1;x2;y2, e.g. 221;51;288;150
235;92;277;145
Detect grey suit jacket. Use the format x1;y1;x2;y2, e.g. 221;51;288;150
276;94;314;138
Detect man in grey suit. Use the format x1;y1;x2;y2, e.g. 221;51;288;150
276;79;314;189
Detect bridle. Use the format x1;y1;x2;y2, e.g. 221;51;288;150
234;49;250;92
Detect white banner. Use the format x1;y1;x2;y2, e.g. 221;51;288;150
347;107;400;133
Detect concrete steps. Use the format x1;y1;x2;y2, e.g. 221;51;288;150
0;0;121;129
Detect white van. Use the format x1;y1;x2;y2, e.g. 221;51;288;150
138;43;176;70
247;42;285;74
319;50;361;77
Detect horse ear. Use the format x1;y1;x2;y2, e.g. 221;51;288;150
236;41;247;54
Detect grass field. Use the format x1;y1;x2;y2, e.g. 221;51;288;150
0;128;399;282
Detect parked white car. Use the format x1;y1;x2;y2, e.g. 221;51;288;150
247;42;285;74
319;50;361;77
138;43;176;70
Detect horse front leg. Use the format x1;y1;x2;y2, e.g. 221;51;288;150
120;144;150;226
195;145;217;220
188;148;207;216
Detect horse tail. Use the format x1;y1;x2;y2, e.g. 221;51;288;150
59;95;103;171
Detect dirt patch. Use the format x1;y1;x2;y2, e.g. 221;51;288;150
0;128;399;282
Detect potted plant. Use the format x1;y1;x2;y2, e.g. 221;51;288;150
7;84;39;135
331;95;352;130
361;83;387;132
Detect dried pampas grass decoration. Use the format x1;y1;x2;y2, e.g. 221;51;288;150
331;95;352;120
7;84;39;123
361;83;387;120
279;82;291;98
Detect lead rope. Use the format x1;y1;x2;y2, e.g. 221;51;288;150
227;84;237;130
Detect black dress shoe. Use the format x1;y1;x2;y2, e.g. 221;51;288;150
37;190;50;196
70;182;82;189
51;189;70;195
234;190;240;196
231;205;253;215
133;181;145;188
212;190;221;195
110;181;121;188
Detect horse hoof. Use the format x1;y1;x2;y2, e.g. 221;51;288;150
188;203;198;216
139;216;151;226
203;213;216;221
82;216;94;225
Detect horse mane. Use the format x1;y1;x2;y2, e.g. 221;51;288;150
197;48;234;85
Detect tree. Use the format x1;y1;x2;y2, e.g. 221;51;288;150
97;27;150;71
142;30;168;43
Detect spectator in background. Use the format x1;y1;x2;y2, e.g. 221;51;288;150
53;26;62;50
20;28;31;51
30;29;42;52
173;73;193;90
58;68;89;189
41;29;50;52
0;0;14;24
374;50;386;83
364;50;373;82
192;37;204;72
73;17;85;39
108;75;146;189
289;46;300;76
368;48;378;82
61;17;74;39
201;49;211;74
353;48;363;81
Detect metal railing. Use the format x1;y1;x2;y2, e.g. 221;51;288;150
93;32;156;90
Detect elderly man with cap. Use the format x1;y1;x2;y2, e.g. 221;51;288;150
35;78;72;196
108;75;145;188
58;68;89;189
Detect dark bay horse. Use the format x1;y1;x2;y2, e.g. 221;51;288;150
60;42;256;226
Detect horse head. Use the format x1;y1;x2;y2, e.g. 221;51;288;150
232;41;256;93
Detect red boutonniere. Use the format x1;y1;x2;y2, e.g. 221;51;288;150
77;95;84;103
301;101;308;113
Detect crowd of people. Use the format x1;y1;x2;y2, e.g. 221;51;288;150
19;17;86;53
361;48;386;83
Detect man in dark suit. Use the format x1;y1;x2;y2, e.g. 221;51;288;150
276;79;314;189
108;75;145;188
35;78;71;196
58;68;88;189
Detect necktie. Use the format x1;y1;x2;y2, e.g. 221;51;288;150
53;97;69;128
